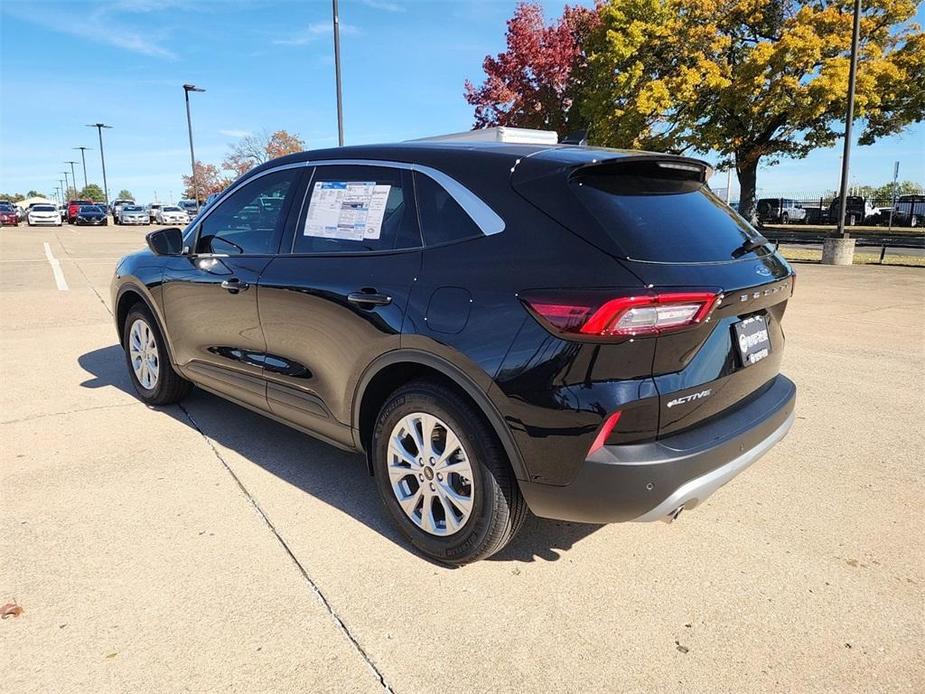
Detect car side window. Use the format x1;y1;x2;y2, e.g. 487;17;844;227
196;168;299;255
413;172;483;246
292;165;420;254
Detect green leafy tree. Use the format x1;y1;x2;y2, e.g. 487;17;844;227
78;184;105;202
25;190;42;198
578;0;925;218
117;189;134;200
0;193;25;202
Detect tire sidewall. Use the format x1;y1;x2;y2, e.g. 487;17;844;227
372;387;502;564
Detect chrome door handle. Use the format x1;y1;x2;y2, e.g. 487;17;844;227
221;278;249;293
347;291;392;307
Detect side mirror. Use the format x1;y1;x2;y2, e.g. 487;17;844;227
146;227;184;256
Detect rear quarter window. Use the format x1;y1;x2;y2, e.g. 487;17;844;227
413;172;483;246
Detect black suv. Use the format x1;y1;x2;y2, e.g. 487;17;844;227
112;142;796;564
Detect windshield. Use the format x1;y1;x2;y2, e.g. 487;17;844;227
123;205;143;212
79;206;101;213
163;206;182;212
34;205;56;212
0;203;13;211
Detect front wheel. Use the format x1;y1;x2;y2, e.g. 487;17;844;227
122;305;192;405
372;381;527;565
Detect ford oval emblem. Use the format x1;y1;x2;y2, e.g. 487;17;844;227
754;264;772;277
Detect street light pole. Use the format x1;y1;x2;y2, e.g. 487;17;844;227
332;0;344;146
822;0;862;265
74;146;91;189
62;171;71;198
834;0;862;239
59;178;66;202
66;161;79;195
182;84;205;210
86;123;113;208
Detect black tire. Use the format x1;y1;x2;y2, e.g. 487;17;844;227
122;304;192;405
372;380;527;565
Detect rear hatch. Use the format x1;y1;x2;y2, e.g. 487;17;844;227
512;150;795;437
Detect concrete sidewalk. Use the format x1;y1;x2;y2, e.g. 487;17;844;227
2;224;923;692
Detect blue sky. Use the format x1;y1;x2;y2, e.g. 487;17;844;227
1;0;922;203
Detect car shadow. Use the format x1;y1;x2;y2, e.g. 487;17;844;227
78;345;601;564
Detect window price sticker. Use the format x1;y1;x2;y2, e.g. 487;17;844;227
304;181;391;240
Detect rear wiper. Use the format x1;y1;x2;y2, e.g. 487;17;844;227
731;236;768;259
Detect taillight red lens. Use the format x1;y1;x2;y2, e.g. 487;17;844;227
522;291;718;338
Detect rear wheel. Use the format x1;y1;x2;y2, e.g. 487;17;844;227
122;305;191;405
372;381;526;565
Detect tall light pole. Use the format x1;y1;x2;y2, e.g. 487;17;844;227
332;0;344;146
59;178;66;202
65;161;79;194
73;146;91;189
86;123;112;208
825;0;862;266
835;0;861;240
61;171;71;198
182;83;205;209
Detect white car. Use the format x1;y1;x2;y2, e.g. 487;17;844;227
156;206;190;225
118;205;149;225
27;204;62;226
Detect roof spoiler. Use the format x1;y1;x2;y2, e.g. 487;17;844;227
569;155;714;184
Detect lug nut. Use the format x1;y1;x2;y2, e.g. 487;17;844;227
429;457;435;466
418;474;424;482
436;473;443;481
429;482;435;492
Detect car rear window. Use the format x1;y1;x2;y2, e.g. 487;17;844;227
570;162;762;262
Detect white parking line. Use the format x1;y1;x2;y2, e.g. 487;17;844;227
43;242;69;291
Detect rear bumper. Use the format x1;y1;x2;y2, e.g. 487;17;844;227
518;374;796;523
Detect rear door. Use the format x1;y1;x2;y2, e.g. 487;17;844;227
257;163;422;445
512;154;795;436
160;165;304;410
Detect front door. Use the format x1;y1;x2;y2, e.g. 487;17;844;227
257;164;422;445
161;166;304;410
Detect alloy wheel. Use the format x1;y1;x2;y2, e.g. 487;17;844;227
387;412;475;536
129;319;159;390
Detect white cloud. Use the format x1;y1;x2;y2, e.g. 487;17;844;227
272;21;360;46
2;2;177;59
220;129;253;138
360;0;405;11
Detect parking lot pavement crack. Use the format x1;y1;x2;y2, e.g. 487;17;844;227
1;402;140;426
176;402;394;693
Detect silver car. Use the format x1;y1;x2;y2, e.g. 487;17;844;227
118;205;149;225
146;203;163;222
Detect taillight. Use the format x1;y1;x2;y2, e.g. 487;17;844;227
522;291;719;338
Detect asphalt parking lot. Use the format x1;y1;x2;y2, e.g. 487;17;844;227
1;223;923;693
